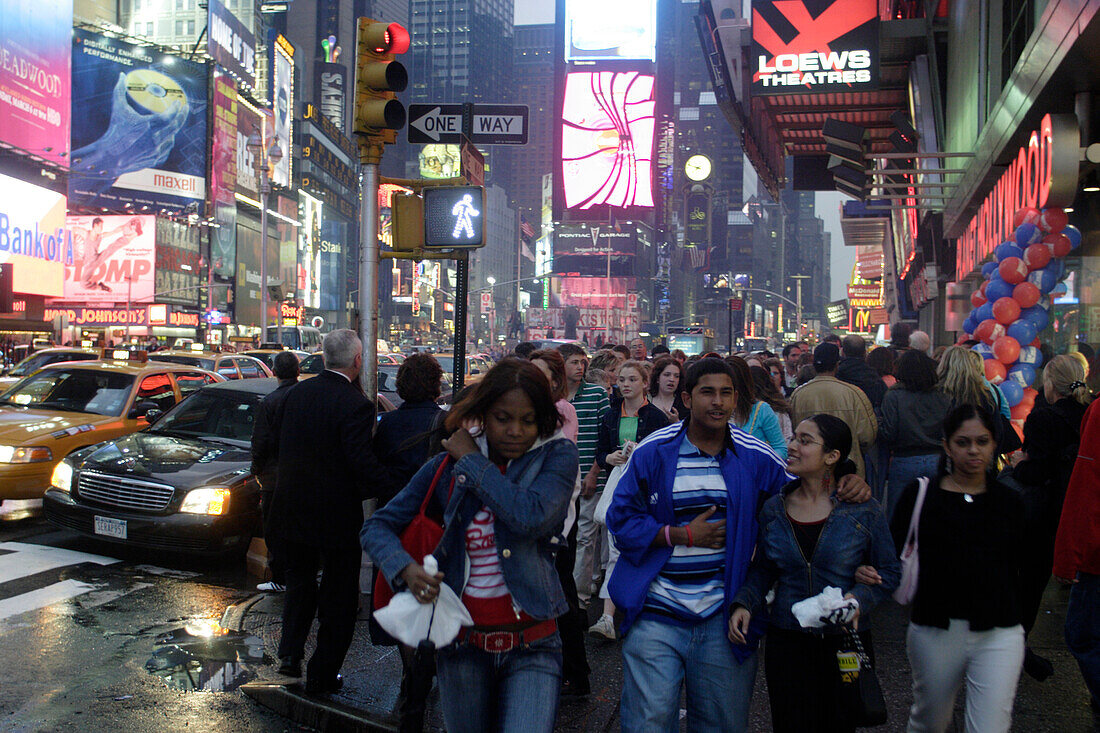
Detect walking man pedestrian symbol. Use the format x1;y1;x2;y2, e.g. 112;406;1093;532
451;194;480;239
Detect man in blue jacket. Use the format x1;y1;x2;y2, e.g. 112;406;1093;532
606;358;870;732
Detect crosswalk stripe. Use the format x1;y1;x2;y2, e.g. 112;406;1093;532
0;542;118;584
0;579;97;620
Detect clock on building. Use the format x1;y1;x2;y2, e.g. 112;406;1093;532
684;154;712;181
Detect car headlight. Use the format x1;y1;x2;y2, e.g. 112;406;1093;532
0;445;53;463
180;487;231;516
50;461;73;492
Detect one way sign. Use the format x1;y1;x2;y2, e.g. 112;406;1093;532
408;104;529;145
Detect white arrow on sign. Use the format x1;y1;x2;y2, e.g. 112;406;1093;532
409;106;462;142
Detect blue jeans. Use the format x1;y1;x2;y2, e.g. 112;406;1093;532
1066;572;1100;707
435;631;562;733
621;613;758;732
886;453;940;522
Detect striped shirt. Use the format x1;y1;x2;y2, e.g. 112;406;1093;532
570;381;611;489
643;433;730;624
462;507;532;625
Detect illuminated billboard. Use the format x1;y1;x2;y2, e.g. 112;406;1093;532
419;144;461;179
561;71;655;210
0;0;72;167
270;35;294;188
0;173;67;297
751;0;879;96
64;215;156;304
565;0;657;62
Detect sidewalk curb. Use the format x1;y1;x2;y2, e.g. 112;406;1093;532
240;683;398;733
221;592;265;632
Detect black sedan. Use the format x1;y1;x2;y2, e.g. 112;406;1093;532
43;379;277;557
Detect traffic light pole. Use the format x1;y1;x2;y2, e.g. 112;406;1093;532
359;160;380;399
453;251;469;394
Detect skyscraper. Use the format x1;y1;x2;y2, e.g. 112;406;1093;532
511;23;555;227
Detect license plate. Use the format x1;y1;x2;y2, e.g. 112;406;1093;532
94;515;127;540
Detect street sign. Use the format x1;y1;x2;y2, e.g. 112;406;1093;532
481;292;493;314
729;297;743;311
409;104;529;145
461;137;485;187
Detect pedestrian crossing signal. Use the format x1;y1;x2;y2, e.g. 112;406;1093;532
422;186;486;248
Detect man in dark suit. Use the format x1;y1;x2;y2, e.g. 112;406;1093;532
250;350;301;592
268;329;379;693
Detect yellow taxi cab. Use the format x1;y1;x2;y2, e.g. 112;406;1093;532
433;353;490;384
148;347;273;380
0;354;223;502
0;347;105;395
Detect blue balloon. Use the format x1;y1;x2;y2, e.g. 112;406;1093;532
997;241;1026;261
976;302;994;322
1015;224;1043;247
1000;379;1024;407
963;314;979;335
981;261;998;280
1046;258;1066;281
1036;296;1053;312
1017;346;1043;367
1064;224;1082;250
1007;363;1037;387
1051;281;1069;297
1006;319;1037;345
972;342;995;360
1026;267;1058;294
985;277;1014;302
1021;305;1050;332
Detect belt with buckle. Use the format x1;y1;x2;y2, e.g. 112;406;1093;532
458;619;557;653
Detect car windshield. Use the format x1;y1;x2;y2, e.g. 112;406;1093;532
149;390;261;444
245;352;276;368
0;368;135;415
148;354;216;371
435;356;454;373
9;352;95;377
378;366;399;392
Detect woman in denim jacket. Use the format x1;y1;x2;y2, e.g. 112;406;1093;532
729;414;900;732
362;358;579;733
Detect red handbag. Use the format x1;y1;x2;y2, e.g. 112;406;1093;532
372;456;453;611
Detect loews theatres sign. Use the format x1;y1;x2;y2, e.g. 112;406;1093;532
955;113;1079;278
751;0;879;95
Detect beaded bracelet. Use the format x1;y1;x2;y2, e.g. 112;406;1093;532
664;525;672;547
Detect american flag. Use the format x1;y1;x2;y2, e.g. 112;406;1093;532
520;217;535;240
685;245;709;270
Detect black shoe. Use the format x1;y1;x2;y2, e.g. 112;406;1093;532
561;678;590;698
277;656;301;677
305;674;344;694
1023;647;1054;681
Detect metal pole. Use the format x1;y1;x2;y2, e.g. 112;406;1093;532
125;276;132;344
360;163;380;399
791;274;810;339
259;179;269;345
727;298;732;353
453;252;469;393
604;241;611;343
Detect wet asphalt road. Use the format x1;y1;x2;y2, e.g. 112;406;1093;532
0;512;313;733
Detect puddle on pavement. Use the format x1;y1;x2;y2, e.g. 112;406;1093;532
145;618;268;692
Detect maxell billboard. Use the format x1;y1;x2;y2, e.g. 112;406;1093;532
750;0;879;96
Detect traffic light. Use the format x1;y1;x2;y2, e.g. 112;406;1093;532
391;192;425;252
423;186;486;248
354;19;410;146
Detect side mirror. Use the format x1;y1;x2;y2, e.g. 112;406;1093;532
128;400;160;420
144;408;165;424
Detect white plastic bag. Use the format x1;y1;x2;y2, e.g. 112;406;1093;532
791;586;859;628
373;555;473;647
594;463;627;526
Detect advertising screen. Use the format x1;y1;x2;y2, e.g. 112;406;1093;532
211;68;238;280
299;192;323;309
208;0;257;89
70;30;207;214
270;35;293;188
314;62;346;133
419;144;461;179
234;220;278;326
554;223;639;257
751;0;879;96
64;215;156;304
565;0;657;62
561;71;655;210
0;0;72;167
0;173;67;297
154;218;201;306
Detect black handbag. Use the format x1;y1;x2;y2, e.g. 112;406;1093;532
836;627;888;727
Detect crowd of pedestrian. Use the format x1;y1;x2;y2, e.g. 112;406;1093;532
247;326;1099;733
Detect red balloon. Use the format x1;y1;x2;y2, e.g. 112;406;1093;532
975;318;1004;345
992;297;1021;324
979;280;989;295
1023;243;1052;270
1023;387;1039;401
993;335;1021;364
1014;207;1041;228
983;359;1007;384
971;289;988;308
998;257;1028;284
1030;337;1041;347
1012;281;1041;309
1044;232;1072;258
1039;208;1068;233
1010;404;1031;421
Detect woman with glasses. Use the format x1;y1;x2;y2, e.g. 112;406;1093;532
729;414;899;732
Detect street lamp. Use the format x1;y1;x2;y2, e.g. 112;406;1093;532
485;276;496;344
247;132;283;345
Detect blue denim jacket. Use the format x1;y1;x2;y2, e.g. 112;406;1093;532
732;481;901;632
361;435;579;621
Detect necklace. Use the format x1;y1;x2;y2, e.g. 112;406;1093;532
947;475;980;502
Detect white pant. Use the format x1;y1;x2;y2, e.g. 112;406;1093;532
598;535;620;600
906;620;1025;733
573;492;603;600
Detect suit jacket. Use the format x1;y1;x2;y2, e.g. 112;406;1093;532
250;378;298;491
789;375;878;478
270;370;379;548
